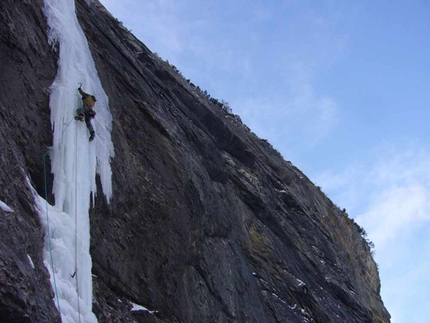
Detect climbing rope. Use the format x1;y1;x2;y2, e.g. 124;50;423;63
43;87;85;321
74;117;82;323
61;117;75;136
43;151;62;317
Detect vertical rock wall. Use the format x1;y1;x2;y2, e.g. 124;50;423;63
0;0;390;322
0;1;60;322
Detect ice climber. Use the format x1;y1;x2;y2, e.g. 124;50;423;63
75;84;96;141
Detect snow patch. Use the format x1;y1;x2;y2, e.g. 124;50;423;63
131;302;157;315
271;292;287;304
0;200;13;213
27;255;35;269
296;278;306;287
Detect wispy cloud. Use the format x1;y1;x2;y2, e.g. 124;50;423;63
314;141;430;323
359;185;429;248
100;1;345;154
95;2;429;322
284;63;341;146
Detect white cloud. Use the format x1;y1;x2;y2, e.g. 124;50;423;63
358;184;429;249
283;67;341;147
314;142;430;323
96;1;428;321
100;0;345;154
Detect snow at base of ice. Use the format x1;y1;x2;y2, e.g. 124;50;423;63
30;178;98;323
40;0;114;322
0;200;14;213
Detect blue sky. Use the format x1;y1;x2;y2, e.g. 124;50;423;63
99;1;430;322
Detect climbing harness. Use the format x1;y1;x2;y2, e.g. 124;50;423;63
43;151;62;316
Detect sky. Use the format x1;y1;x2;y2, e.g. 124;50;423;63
98;1;430;322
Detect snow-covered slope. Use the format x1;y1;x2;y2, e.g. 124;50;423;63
33;0;115;321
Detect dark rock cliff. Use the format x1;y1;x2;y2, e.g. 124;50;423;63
0;0;390;322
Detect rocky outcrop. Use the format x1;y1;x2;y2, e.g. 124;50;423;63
0;1;60;322
0;0;390;322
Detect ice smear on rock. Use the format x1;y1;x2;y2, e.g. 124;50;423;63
0;200;14;212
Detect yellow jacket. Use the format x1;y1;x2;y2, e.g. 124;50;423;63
78;88;96;108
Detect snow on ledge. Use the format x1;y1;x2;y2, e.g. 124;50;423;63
130;302;157;315
27;254;35;269
0;200;13;213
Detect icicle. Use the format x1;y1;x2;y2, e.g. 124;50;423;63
40;0;115;321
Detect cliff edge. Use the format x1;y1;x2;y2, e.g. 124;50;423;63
0;0;390;322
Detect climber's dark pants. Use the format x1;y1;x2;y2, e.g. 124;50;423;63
76;107;95;135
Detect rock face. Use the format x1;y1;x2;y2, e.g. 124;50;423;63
0;0;390;322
